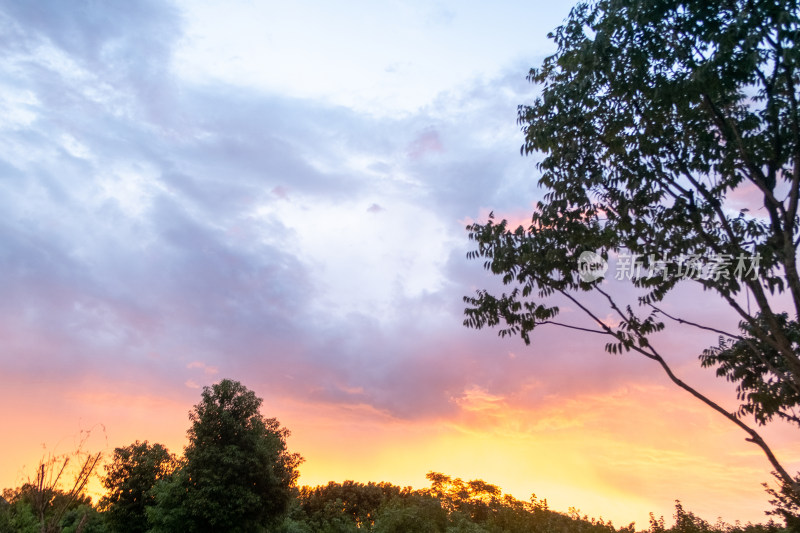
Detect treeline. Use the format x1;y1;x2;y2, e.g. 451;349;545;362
281;476;783;533
0;471;785;533
0;380;790;532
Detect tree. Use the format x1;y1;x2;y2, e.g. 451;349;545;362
371;494;447;533
297;480;407;530
0;466;106;533
148;379;303;533
1;437;103;533
0;488;107;533
463;0;800;511
424;472;502;523
99;441;177;533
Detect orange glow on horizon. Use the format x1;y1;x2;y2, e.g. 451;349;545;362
2;380;797;529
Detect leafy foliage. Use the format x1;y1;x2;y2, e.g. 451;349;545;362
99;441;177;533
702;314;800;427
0;457;788;532
463;0;800;508
764;472;800;531
148;379;303;533
295;480;408;529
0;486;107;533
282;473;783;533
0;432;104;533
371;494;448;533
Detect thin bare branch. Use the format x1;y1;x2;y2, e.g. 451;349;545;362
648;303;741;339
539;320;611;335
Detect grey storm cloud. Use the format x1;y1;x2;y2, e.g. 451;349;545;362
0;0;668;420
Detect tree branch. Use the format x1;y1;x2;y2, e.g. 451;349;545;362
648;303;741;339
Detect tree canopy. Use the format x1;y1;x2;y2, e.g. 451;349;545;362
99;441;177;533
148;379;303;533
463;0;800;514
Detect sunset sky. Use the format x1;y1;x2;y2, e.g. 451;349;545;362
1;0;797;528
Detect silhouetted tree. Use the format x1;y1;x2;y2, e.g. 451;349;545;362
148;379;302;533
297;480;407;529
99;440;177;533
463;0;800;516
